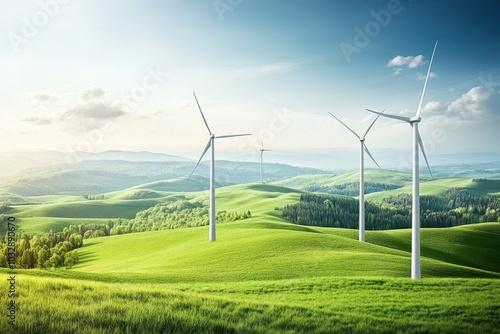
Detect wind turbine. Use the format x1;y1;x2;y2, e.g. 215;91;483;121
328;111;384;242
367;41;438;279
259;139;271;184
189;92;251;241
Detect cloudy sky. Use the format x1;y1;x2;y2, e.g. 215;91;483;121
1;0;499;165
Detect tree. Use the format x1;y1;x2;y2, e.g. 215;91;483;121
37;248;50;269
46;253;63;268
64;251;79;269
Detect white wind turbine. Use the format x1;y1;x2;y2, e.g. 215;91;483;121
259;139;271;184
189;92;251;241
328;112;384;242
367;41;438;279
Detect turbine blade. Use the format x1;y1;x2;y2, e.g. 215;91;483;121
366;109;411;123
364;143;381;169
328;112;360;139
417;130;433;179
260;138;264;150
363;109;386;138
416;41;438;118
188;139;211;179
215;133;251;139
193;92;212;135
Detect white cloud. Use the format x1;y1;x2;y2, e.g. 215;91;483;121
425;86;499;126
80;86;106;101
423;101;442;112
386;55;424;68
22;117;52;125
446;86;494;119
31;93;61;108
416;72;437;80
59;101;126;131
61;102;125;121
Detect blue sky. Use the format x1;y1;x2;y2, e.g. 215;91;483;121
1;0;499;166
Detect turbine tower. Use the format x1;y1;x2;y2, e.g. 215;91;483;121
328;111;384;242
367;41;438;279
259;139;271;184
189;92;251;241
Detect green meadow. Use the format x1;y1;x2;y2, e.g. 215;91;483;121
1;274;498;334
1;177;499;333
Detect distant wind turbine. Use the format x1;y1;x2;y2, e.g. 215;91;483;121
367;41;438;279
259;139;271;184
189;92;251;241
328;111;384;242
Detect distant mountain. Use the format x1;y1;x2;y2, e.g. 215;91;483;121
1;148;499;198
0;150;191;179
0;159;326;196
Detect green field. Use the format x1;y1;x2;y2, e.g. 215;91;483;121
1;220;499;333
271;169;411;191
1;274;498;334
1;177;499;333
366;177;500;200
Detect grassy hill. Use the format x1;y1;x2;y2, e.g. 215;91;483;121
1;183;499;333
366;177;500;200
271;169;411;193
70;221;499;283
5;173;500;235
3;183;301;234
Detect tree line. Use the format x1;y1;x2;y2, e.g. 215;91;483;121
280;188;500;230
0;230;82;269
304;182;401;197
62;199;251;239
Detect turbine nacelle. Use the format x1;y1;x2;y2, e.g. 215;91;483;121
410;116;422;123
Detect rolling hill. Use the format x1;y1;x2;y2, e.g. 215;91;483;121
4;172;500;236
366;177;500;200
6;183;498;281
1;183;499;334
70;220;500;283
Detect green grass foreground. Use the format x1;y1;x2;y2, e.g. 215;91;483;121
1;222;499;333
0;275;498;334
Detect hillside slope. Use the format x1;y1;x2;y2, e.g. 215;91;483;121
69;221;500;283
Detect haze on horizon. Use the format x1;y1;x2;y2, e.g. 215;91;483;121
1;0;499;167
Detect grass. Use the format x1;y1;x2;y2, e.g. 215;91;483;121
367;223;500;274
5;174;500;234
12;217;112;234
1;180;499;333
366;177;500;200
0;274;498;334
271;169;412;191
4;183;300;233
68;221;499;282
